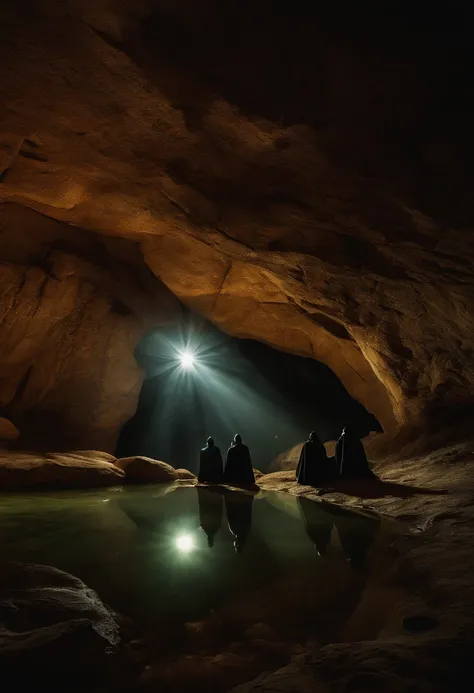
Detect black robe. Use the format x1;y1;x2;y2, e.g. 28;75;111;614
335;432;373;479
197;486;223;547
224;490;254;553
224;443;255;484
296;439;334;486
298;497;334;556
331;505;379;571
198;444;223;483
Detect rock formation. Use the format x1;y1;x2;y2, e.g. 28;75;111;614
1;0;474;447
0;203;179;451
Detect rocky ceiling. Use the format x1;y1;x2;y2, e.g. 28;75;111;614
1;0;474;450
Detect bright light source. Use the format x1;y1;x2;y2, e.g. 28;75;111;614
179;350;195;370
175;533;195;553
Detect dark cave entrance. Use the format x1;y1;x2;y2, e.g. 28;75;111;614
116;313;381;472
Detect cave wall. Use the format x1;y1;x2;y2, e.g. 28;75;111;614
0;203;179;451
1;0;474;440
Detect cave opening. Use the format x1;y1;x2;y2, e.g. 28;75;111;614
116;313;381;472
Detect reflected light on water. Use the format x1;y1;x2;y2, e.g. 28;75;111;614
175;533;196;553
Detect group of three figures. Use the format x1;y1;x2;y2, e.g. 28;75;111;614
199;434;255;485
297;426;374;487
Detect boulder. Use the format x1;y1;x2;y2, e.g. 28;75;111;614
0;452;125;490
115;456;178;483
69;450;117;463
0;562;119;686
0;417;19;441
253;469;264;479
175;468;197;480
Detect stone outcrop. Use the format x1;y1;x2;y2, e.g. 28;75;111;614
0;0;473;445
0;451;125;490
0;562;119;685
115;456;178;483
0;418;19;441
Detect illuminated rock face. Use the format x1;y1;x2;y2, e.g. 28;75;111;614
1;1;474;443
0;204;178;451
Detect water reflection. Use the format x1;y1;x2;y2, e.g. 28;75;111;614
0;486;392;634
298;497;333;557
197;487;223;548
298;497;380;570
224;489;254;553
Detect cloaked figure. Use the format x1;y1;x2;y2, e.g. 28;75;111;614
197;486;223;548
335;426;374;480
332;506;379;571
296;431;335;486
298;497;334;556
198;436;224;484
224;434;255;485
224;490;254;553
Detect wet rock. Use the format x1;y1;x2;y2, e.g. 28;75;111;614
0;451;125;490
115;456;178;483
0;562;119;686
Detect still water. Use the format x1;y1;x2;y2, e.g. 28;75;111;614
0;486;392;643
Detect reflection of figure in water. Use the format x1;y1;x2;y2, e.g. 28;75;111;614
197;486;223;547
224;434;255;485
198;436;223;484
296;431;335;486
224;490;254;553
298;497;334;556
335;426;374;480
332;507;379;571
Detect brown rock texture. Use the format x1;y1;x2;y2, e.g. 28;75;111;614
115;455;178;483
175;468;197;480
0;418;19;441
1;0;474;443
0;451;125;490
0;203;179;451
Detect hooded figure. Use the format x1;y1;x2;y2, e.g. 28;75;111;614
198;436;223;484
197;486;223;548
298;497;334;556
296;431;333;486
224;490;254;553
224;434;255;485
335;426;373;479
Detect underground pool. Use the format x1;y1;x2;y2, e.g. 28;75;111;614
0;485;401;690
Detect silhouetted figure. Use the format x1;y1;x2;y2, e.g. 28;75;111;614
335;426;374;479
196;486;223;547
224;490;254;553
198;437;223;484
296;431;335;486
224;434;255;485
332;506;379;571
298;497;334;556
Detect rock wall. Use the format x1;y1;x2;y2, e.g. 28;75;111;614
0;203;179;451
1;0;474;438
